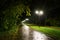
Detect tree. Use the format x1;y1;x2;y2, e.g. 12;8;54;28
0;0;31;31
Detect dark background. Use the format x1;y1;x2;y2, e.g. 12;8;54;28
29;0;60;26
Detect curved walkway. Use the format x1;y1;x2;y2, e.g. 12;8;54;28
21;23;53;40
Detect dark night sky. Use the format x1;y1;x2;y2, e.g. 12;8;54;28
29;0;60;24
30;0;60;19
0;0;60;19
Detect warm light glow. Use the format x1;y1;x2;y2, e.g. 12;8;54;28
39;11;43;15
25;18;29;21
35;10;39;14
35;10;44;15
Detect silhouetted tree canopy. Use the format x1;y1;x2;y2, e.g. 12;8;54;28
0;0;31;31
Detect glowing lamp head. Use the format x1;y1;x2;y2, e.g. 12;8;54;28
35;10;44;15
35;11;39;14
39;11;43;15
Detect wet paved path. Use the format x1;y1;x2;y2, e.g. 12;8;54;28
21;23;53;40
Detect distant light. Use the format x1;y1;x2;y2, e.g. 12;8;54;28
25;18;29;21
35;10;44;15
35;10;39;14
39;11;43;15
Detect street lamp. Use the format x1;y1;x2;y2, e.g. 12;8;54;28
39;11;44;15
35;10;44;26
35;10;44;15
35;10;39;14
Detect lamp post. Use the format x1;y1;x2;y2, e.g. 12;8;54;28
35;10;44;26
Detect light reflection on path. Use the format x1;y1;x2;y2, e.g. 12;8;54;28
33;31;48;40
22;23;29;40
22;23;53;40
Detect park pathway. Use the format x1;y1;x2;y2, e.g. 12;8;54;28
21;23;53;40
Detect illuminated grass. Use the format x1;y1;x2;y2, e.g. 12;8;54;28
30;26;60;40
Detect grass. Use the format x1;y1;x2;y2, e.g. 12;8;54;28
30;26;60;40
